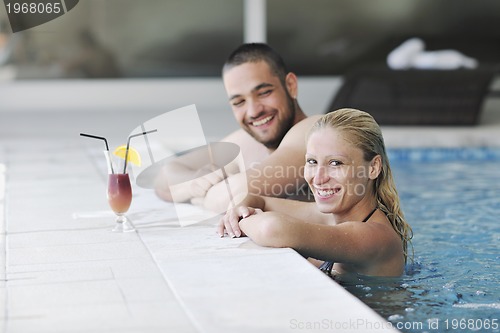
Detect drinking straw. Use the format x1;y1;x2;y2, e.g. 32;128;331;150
80;133;115;174
123;129;158;174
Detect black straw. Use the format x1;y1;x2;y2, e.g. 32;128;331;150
123;129;158;174
80;132;114;174
80;133;110;151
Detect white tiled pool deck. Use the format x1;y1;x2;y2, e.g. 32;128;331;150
1;78;499;332
0;130;397;332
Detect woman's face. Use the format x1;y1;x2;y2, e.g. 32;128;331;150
304;127;377;217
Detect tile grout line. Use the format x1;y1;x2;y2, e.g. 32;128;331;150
134;228;206;333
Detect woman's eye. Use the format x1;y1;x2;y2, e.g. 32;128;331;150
330;160;342;166
306;158;317;165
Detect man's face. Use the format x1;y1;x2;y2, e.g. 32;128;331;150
223;61;295;150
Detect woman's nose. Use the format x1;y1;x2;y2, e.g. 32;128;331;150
314;166;330;185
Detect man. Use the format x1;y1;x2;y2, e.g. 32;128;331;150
156;43;321;213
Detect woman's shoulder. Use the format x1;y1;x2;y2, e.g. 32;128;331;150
335;219;405;276
335;213;403;257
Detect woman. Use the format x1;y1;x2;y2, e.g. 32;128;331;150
218;108;413;277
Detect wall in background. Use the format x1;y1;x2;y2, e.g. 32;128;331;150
2;0;500;79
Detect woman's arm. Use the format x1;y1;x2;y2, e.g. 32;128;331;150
218;194;327;238
217;194;265;237
239;211;403;274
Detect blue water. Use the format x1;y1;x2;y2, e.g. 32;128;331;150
340;149;500;333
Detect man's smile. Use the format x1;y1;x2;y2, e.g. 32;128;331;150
251;115;274;127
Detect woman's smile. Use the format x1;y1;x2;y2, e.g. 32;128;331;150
314;186;341;200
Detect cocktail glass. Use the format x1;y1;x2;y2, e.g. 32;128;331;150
107;171;135;232
81;130;156;233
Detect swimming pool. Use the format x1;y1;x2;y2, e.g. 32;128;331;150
339;148;500;333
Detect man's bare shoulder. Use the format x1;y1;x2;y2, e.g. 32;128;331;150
294;114;323;130
280;114;323;147
221;128;252;145
221;129;269;167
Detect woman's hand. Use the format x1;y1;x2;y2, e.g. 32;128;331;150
217;206;261;238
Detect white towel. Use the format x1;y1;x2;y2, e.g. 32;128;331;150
387;38;425;70
387;38;478;70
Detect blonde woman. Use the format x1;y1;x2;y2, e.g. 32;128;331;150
218;108;413;277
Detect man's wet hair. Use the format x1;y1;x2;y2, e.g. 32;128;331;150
223;43;288;85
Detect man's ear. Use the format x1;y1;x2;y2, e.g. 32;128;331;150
285;72;298;99
369;155;382;180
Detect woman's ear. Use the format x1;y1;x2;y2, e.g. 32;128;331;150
369;155;382;180
285;72;298;99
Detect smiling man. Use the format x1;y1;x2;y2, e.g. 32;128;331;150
223;45;302;153
156;43;321;212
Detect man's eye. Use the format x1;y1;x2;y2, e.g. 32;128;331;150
259;90;272;97
232;100;244;107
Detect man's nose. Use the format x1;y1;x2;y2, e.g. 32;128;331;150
247;99;265;118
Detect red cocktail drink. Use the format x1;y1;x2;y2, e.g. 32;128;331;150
107;173;134;232
80;130;156;233
107;173;132;214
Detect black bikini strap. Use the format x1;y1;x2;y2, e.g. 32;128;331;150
320;207;378;277
319;261;334;276
362;208;377;222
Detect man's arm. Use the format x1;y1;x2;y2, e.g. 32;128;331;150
155;159;229;203
155;128;261;203
203;115;321;213
154;139;241;203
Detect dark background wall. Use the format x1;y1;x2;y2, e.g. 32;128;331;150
1;0;499;79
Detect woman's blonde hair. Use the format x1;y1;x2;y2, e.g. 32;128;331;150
309;108;413;262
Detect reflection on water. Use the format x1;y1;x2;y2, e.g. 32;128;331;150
333;160;500;333
337;259;499;333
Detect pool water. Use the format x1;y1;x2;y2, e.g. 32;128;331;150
339;149;500;333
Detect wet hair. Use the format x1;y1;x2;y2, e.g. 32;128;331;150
222;43;288;86
309;108;413;263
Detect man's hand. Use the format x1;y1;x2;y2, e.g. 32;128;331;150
155;163;226;204
189;165;225;198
